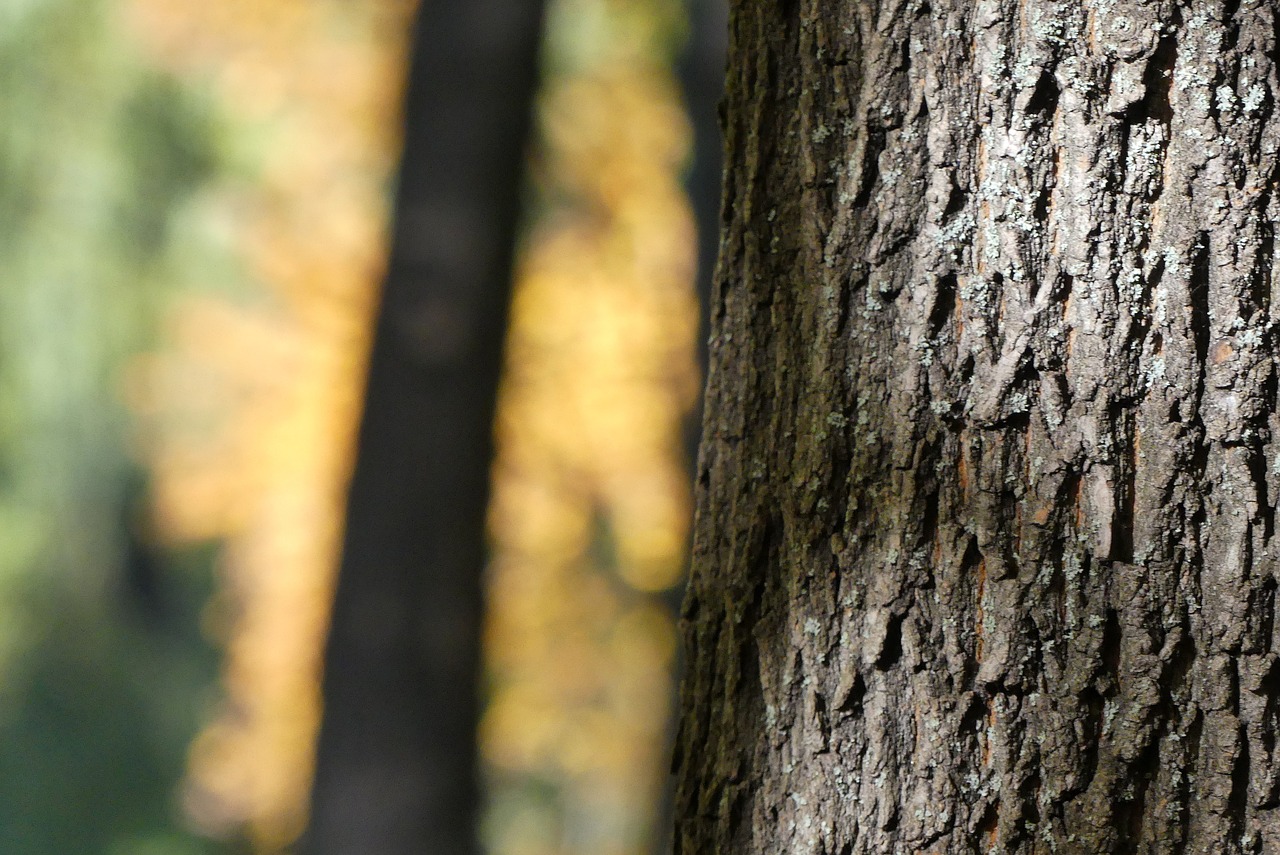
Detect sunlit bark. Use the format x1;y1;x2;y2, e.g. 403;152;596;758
676;2;1280;852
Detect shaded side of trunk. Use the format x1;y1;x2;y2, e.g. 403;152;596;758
678;0;731;451
652;4;729;853
299;4;545;854
676;2;1280;853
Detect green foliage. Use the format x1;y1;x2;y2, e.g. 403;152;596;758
541;0;687;76
0;0;237;851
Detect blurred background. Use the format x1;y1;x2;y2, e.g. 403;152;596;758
0;0;722;853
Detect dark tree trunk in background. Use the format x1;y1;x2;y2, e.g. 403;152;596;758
675;2;1280;853
299;3;545;854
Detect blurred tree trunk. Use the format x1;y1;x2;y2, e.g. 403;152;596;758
299;3;545;854
675;2;1280;852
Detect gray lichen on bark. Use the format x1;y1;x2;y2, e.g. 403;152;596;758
675;1;1280;852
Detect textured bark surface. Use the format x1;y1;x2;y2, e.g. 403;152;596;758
299;3;544;853
675;1;1280;852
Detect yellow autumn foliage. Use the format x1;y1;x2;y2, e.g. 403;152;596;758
127;0;699;852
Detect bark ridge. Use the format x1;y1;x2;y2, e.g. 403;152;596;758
676;1;1280;852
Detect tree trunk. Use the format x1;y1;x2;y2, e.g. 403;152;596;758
674;2;1280;853
679;0;731;440
652;4;729;853
299;4;545;853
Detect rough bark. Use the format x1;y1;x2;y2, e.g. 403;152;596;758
299;3;545;854
675;1;1280;853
